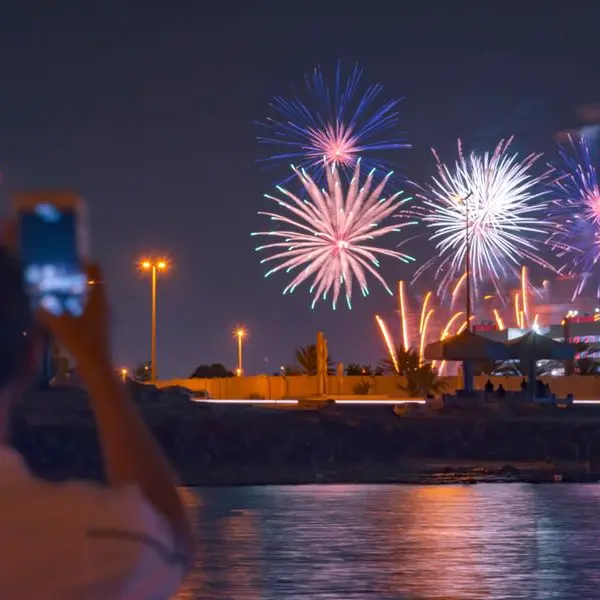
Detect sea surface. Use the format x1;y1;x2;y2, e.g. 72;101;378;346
175;484;600;599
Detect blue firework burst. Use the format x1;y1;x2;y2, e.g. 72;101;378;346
256;62;409;183
549;136;600;298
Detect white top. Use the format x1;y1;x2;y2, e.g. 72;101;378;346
0;446;186;599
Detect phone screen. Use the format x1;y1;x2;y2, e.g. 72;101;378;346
19;203;87;316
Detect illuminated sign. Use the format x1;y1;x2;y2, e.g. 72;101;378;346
571;316;598;324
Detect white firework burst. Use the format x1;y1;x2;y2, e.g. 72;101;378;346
413;136;554;298
252;159;416;309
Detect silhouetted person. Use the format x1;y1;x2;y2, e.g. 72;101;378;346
536;378;546;397
0;242;193;597
520;378;527;392
545;382;551;396
484;379;494;394
497;384;506;398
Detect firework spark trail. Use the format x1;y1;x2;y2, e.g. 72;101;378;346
419;309;434;366
456;316;475;336
398;280;410;350
548;136;600;298
438;315;476;374
256;62;410;182
253;160;416;309
450;273;467;308
419;291;433;333
411;137;554;299
493;308;505;330
375;314;399;373
432;311;465;372
521;265;529;327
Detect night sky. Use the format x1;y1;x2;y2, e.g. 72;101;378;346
0;4;598;377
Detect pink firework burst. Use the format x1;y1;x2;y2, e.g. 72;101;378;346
306;121;360;167
252;159;416;310
580;179;600;227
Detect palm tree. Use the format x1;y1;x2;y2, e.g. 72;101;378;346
190;363;234;378
280;365;300;376
398;362;448;398
295;344;334;375
346;364;376;376
379;346;420;375
133;360;152;382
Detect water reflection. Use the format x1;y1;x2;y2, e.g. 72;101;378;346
176;484;600;599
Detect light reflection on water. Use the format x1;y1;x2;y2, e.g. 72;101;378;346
175;484;600;599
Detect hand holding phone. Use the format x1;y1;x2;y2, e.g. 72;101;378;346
14;192;88;317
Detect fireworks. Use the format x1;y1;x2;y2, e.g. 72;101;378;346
252;160;416;309
375;315;399;373
398;280;410;351
256;62;409;182
412;137;553;298
548;136;600;298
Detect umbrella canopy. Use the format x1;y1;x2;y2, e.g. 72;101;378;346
507;330;576;361
424;329;511;361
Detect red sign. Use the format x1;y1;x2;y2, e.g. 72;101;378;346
571;316;598;324
473;324;498;332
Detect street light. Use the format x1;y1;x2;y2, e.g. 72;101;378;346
457;191;474;330
456;191;474;393
119;367;128;382
234;327;246;376
139;258;169;384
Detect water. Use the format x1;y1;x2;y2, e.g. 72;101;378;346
175;484;600;599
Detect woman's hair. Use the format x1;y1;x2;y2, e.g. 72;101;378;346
0;249;33;388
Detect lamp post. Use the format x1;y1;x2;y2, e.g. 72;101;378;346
139;258;168;384
459;191;474;392
461;191;474;329
235;327;246;376
120;367;128;382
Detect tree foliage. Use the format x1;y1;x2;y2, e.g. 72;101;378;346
378;346;446;398
190;363;234;378
294;344;334;375
398;362;448;398
346;364;381;376
133;360;152;382
379;346;420;375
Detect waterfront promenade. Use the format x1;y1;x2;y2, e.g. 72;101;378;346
9;382;600;486
155;373;600;402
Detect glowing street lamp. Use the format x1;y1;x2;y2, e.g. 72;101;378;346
234;327;246;376
456;191;474;329
139;258;169;384
119;367;128;382
457;191;474;393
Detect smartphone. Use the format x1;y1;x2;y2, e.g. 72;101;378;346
14;191;89;316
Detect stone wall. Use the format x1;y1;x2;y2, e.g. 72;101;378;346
154;374;600;400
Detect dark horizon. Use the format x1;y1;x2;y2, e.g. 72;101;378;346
0;4;598;377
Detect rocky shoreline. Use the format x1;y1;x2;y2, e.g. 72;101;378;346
176;461;595;487
8;383;600;486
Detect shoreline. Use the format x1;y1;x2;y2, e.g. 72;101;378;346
177;459;595;487
11;389;600;486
